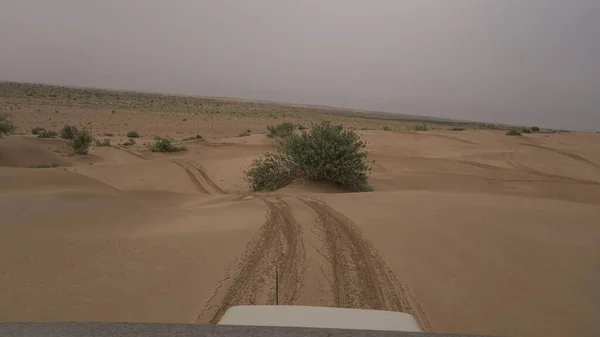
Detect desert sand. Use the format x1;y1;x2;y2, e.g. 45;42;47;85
1;84;600;337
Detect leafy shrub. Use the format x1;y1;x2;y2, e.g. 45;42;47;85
531;126;540;132
297;124;307;131
31;127;46;135
0;114;16;138
521;127;532;134
382;125;391;131
127;130;140;138
266;122;295;138
70;129;93;154
148;137;186;152
37;130;58;138
30;163;59;168
246;124;371;191
95;138;111;147
59;125;79;139
506;128;522;136
122;138;136;146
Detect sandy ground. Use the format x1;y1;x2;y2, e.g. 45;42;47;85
2;88;600;337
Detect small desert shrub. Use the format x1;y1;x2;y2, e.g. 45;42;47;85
506;128;522;136
31;163;59;168
70;129;93;154
382;125;391;131
246;124;371;191
531;126;540;132
37;130;58;138
0;113;16;138
59;125;79;139
266;122;295;138
122;138;136;146
148;137;186;152
297;124;307;131
127;130;140;138
450;126;465;131
521;127;532;134
31;127;46;135
413;123;428;131
95;138;111;147
238;129;251;137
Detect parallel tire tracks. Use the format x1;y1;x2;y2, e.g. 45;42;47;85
504;152;599;185
197;195;432;332
172;159;226;194
519;143;600;170
197;196;304;324
114;145;150;160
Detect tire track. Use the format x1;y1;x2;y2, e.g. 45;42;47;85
172;159;226;194
197;196;305;324
504;152;600;185
114;145;150;160
519;143;600;170
299;197;433;332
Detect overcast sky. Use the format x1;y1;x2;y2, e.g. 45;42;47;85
1;1;599;130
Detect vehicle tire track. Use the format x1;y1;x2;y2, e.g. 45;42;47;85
172;160;210;194
298;197;433;332
172;159;226;194
519;143;600;170
175;159;226;194
196;196;305;324
504;152;600;185
114;145;150;160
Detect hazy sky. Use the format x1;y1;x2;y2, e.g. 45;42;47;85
1;1;599;130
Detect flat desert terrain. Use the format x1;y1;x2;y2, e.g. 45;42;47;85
1;84;600;337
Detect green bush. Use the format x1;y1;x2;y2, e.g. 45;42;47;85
37;130;58;138
531;126;540;132
30;163;59;168
0;114;16;138
69;129;93;154
148;137;186;152
246;124;371;191
297;124;307;131
506;128;522;136
31;127;46;135
122;138;136;146
127;130;140;138
95;138;111;147
59;125;79;139
266;122;295;138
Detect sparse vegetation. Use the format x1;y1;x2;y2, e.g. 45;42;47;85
246;124;371;192
95;138;111;147
506;128;522;136
122;138;136;146
0;113;16;138
521;127;532;134
450;126;465;131
59;125;79;140
126;130;140;138
148;137;186;152
69;129;93;154
297;124;307;131
382;125;391;131
238;129;251;137
266;122;295;138
407;124;428;131
31;127;46;135
37;130;58;138
531;126;540;132
30;163;59;168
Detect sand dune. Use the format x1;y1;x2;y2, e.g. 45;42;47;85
2;100;600;337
